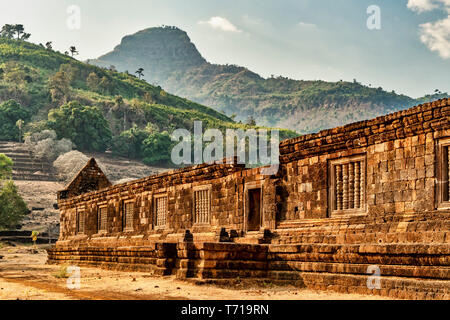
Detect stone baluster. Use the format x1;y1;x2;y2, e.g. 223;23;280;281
448;147;450;201
343;163;349;210
355;162;361;209
336;165;343;210
360;161;365;207
349;162;355;209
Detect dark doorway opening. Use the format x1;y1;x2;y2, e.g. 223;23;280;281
248;188;262;231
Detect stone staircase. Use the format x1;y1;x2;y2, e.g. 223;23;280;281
0;141;57;181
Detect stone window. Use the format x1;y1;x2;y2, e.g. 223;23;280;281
154;195;168;228
76;208;85;234
123;201;134;231
437;139;450;209
193;186;211;224
98;206;108;232
328;155;366;216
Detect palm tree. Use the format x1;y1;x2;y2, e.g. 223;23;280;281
16;119;24;143
69;46;78;57
135;68;144;80
20;33;31;41
13;24;24;40
0;24;15;39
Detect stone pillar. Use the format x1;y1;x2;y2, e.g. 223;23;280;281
263;180;277;230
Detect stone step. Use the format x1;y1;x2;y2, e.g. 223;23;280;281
9;155;35;160
0;148;29;155
12;174;58;182
13;166;53;172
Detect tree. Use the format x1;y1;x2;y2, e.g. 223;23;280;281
142;131;174;165
0;24;15;39
48;71;71;104
0;100;29;141
111;125;148;159
113;95;128;131
48;101;112;152
20;33;31;41
0;181;28;230
69;46;78;57
0;154;26;230
246;115;256;126
86;72;100;91
45;41;53;50
16;119;24;143
13;24;24;40
99;76;114;94
0;154;13;180
135;68;144;80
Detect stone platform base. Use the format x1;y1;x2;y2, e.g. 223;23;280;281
47;241;450;300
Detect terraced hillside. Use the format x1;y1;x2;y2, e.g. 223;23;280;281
0;141;57;181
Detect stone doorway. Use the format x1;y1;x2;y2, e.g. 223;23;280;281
247;188;262;231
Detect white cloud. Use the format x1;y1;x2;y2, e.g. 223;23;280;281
419;16;450;58
298;21;317;29
407;0;450;13
407;0;450;59
198;17;242;33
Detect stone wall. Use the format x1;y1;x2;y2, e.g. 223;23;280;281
49;98;450;300
277;98;450;224
56;159;277;242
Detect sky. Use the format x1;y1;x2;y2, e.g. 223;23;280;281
0;0;449;98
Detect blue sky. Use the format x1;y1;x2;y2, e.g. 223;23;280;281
1;0;449;97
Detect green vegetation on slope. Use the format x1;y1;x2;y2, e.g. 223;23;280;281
92;26;449;134
0;34;297;165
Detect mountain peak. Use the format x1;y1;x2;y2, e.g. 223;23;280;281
94;26;206;83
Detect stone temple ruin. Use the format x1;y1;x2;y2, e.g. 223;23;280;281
47;98;450;299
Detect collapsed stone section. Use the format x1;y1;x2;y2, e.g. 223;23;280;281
48;98;450;299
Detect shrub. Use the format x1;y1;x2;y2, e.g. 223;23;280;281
0;154;13;180
0;180;28;229
24;130;74;162
53;264;69;279
48;101;112;152
142;131;174;166
53;150;89;182
111;126;148;159
0;100;29;141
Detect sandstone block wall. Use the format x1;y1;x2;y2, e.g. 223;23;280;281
55;98;450;244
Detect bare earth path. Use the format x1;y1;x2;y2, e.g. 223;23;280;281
0;244;388;300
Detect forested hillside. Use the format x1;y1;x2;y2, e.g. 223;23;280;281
93;26;449;134
0;27;296;166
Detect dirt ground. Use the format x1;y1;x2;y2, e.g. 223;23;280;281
0;243;388;301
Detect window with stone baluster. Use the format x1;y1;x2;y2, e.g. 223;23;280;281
437;139;450;209
193;186;211;224
123;201;134;231
98;206;108;232
76;208;85;234
154;194;168;228
328;155;366;216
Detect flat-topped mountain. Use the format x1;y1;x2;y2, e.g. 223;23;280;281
91;26;448;134
94;26;206;85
